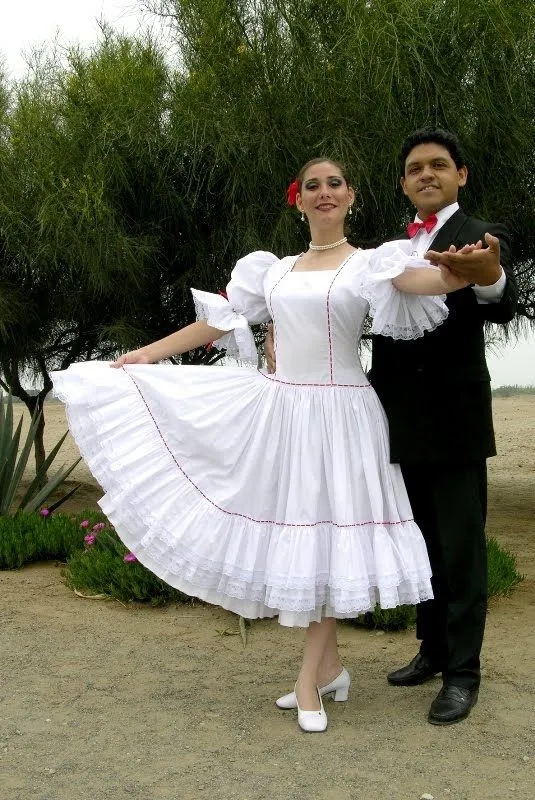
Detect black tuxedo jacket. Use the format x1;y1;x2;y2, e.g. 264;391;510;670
369;209;518;466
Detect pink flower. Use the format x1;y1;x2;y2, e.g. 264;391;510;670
84;534;96;546
39;507;50;517
80;519;90;528
123;552;137;563
92;522;106;532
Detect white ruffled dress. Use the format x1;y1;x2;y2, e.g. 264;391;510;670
52;240;448;626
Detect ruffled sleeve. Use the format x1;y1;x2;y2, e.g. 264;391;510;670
358;240;449;339
191;251;278;362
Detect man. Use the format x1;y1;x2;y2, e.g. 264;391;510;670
266;128;518;725
368;127;517;725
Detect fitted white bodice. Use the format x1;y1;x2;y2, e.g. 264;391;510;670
266;253;370;385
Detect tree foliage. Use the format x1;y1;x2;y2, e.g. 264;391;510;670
0;33;220;466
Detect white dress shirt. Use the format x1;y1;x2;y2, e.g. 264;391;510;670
410;202;506;304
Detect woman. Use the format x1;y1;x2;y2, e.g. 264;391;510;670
52;158;467;733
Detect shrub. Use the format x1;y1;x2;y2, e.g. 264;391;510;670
66;546;190;605
0;511;100;569
0;510;190;604
65;523;190;604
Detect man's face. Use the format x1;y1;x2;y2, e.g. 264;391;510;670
400;142;468;217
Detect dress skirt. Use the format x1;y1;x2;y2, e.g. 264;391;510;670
52;360;433;626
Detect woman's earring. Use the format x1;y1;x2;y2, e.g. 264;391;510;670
348;205;353;217
300;211;305;222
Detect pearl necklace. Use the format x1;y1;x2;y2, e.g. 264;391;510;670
308;237;347;251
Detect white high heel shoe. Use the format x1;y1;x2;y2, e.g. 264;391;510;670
296;685;328;733
276;667;350;710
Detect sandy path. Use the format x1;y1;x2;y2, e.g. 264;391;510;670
1;396;534;800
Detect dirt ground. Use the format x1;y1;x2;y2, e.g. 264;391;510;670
1;396;534;800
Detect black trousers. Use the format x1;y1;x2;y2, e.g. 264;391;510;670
400;462;488;690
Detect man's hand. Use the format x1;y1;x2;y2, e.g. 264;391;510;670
425;232;502;286
264;323;276;374
111;349;153;368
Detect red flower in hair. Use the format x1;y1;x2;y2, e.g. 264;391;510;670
286;179;300;207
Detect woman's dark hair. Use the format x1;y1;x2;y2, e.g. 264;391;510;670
296;158;352;187
400;127;466;172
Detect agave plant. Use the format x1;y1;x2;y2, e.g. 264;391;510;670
0;392;81;516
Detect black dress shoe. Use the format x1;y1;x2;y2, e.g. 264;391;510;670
387;654;439;686
428;685;479;725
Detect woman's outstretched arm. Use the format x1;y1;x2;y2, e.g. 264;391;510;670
111;321;228;367
392;265;469;296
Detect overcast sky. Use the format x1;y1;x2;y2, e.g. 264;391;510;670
1;1;534;387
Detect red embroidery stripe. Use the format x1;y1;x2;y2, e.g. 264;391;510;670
260;373;371;388
123;368;414;529
326;252;359;382
267;258;296;362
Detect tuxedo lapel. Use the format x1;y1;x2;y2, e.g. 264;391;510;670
428;208;468;251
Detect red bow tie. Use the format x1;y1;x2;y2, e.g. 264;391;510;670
407;214;438;238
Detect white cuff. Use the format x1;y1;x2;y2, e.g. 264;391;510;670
191;289;258;363
360;241;449;339
473;268;506;304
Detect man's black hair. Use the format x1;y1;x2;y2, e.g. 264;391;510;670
400;127;466;172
